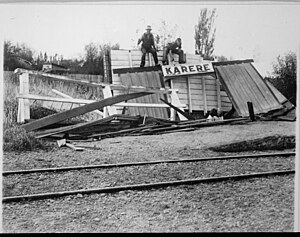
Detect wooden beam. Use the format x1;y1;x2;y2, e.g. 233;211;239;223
187;77;192;113
14;68;169;93
114;102;170;108
18;94;96;104
163;71;215;81
51;89;103;117
112;65;162;75
21;92;153;132
212;59;254;66
202;77;208;114
160;98;195;120
35;116;115;138
14;68;105;88
18;94;174;109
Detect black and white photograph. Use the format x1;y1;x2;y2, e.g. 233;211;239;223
0;0;299;233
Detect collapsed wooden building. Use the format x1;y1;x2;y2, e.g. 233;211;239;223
14;48;296;143
107;49;295;119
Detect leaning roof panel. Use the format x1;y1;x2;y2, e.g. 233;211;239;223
214;62;283;116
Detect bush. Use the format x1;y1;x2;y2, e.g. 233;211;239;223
3;124;52;152
209;135;295;152
3;100;18;129
268;51;297;105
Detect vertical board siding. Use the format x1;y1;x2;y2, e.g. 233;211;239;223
110;50;232;113
119;71;169;119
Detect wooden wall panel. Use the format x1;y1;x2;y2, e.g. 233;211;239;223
110;50;232;113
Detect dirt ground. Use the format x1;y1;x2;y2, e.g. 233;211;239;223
2;120;297;232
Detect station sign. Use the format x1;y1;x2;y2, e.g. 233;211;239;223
161;63;214;78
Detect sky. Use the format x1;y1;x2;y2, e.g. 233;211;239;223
0;1;299;76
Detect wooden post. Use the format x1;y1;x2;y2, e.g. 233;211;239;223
187;77;192;113
128;50;133;68
17;72;30;122
102;85;118;116
216;78;221;110
202;77;208;114
169;89;188;121
296;110;300;232
247;101;255;121
103;48;112;83
294;40;300;232
103;49;108;82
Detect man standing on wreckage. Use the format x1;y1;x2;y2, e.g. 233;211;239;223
137;25;159;67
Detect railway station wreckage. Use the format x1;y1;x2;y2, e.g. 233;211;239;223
14;49;296;151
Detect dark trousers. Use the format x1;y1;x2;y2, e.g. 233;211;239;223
162;47;185;64
140;47;158;67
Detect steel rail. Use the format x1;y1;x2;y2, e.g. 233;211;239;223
2;152;295;176
2;169;295;203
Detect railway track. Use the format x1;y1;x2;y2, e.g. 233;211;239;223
3;152;295;175
2;152;296;203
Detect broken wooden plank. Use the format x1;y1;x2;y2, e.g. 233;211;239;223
21;92;152;132
57;139;85;151
52;89;103;117
160;98;195;120
35;114;140;138
66;143;85;151
18;93;97;104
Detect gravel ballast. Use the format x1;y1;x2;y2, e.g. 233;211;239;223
2;121;296;232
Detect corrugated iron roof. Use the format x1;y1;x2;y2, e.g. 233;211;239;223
214;62;283;117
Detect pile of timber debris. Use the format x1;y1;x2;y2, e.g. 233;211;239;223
34;114;248;141
19;91;249;143
19;90;295;149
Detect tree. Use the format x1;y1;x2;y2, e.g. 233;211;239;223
194;8;217;60
268;51;297;105
44;52;48;62
81;42;120;75
154;19;180;50
3;40;35;70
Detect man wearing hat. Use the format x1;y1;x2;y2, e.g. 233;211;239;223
162;38;186;65
137;25;159;67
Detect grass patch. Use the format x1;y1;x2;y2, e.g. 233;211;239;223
3;124;53;152
209;135;295;152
